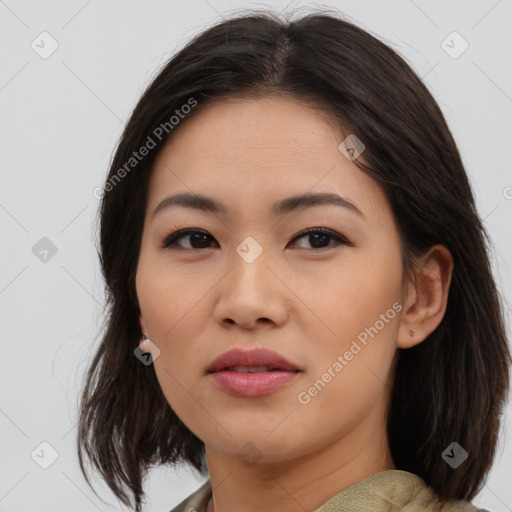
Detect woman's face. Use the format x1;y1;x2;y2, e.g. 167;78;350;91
136;96;407;465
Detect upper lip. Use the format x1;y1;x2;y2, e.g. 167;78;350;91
207;348;301;373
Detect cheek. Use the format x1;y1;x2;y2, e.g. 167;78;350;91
136;252;212;338
137;277;213;431
299;251;401;409
291;356;391;450
306;253;402;346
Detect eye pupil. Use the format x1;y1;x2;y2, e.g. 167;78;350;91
309;232;329;249
190;233;211;248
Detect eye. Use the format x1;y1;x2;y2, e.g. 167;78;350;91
162;227;350;251
163;229;218;250
289;227;350;251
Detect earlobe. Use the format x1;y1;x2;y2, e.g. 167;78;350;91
397;245;454;349
397;323;422;349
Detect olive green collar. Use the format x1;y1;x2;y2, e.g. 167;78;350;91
170;469;486;512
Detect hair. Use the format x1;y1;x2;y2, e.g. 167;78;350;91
77;7;511;511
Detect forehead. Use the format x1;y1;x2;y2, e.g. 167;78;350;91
164;95;342;156
147;96;390;222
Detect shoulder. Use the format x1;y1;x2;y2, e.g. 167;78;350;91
439;505;491;512
168;479;212;512
334;470;491;512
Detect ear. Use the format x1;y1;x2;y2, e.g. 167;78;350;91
139;315;147;336
397;245;454;349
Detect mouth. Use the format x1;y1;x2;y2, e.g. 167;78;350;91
209;365;301;373
206;347;302;374
206;348;302;398
208;367;302;398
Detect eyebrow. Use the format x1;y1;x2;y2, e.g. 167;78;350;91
152;191;364;219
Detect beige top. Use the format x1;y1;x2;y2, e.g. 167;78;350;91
169;470;490;512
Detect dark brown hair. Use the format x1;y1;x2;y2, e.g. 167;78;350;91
77;8;511;511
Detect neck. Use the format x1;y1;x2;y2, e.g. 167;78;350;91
204;412;395;512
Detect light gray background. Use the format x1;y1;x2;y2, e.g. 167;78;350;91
1;0;511;511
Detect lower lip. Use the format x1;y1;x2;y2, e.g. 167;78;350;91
209;370;301;398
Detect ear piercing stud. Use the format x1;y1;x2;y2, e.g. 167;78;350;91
139;334;152;352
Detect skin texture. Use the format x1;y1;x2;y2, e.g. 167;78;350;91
135;96;453;512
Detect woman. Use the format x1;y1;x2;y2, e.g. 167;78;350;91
77;9;510;512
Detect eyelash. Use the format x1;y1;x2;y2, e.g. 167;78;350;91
162;227;350;252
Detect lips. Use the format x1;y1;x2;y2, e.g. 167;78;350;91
207;348;302;398
207;348;301;373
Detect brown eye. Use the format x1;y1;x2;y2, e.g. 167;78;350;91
289;228;349;251
163;229;218;250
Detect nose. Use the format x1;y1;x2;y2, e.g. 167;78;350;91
213;247;289;330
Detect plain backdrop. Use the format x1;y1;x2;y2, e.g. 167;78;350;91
1;0;511;511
